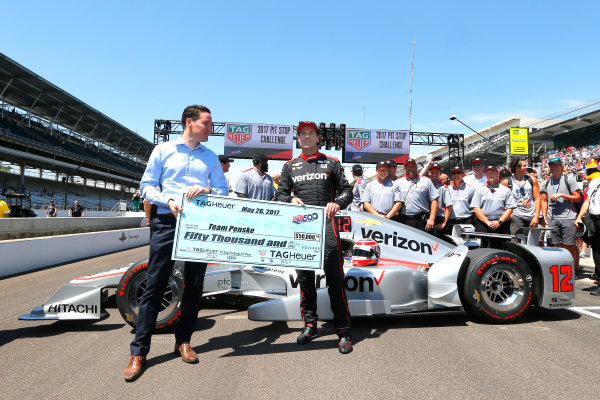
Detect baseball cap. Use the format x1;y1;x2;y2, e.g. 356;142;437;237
376;161;388;169
451;166;464;173
297;121;318;133
484;165;498;173
404;158;417;166
548;157;562;165
218;155;234;164
385;160;397;167
429;163;441;171
471;158;484;165
253;154;268;163
352;164;363;174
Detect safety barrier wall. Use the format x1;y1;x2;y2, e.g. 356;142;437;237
0;216;144;240
0;227;150;278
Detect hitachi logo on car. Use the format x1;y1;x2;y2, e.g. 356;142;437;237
292;172;328;182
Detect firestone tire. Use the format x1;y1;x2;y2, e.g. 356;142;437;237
462;249;534;323
116;260;184;333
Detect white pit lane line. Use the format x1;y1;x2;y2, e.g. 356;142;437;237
568;306;600;320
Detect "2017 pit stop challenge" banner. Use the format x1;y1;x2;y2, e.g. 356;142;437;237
172;194;326;271
344;128;410;164
224;122;294;160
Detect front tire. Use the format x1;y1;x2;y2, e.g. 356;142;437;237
461;249;534;323
116;260;184;332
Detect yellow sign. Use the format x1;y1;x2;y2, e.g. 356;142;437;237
510;128;529;155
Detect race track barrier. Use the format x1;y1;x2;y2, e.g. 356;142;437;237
0;227;150;278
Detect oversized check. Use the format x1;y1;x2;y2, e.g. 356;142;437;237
172;194;326;271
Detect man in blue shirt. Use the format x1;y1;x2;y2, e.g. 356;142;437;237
124;105;228;382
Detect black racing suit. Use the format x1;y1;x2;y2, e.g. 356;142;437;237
275;151;353;330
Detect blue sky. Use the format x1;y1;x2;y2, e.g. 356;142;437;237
2;0;599;177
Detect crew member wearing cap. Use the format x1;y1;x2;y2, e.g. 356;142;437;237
428;163;453;236
275;121;353;354
470;166;517;249
541;157;582;274
347;164;366;211
386;160;398;180
235;154;276;201
575;160;600;294
463;158;487;188
447;165;476;232
395;158;439;231
503;158;541;238
218;154;234;195
362;161;403;218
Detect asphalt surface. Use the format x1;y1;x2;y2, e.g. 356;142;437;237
1;246;600;400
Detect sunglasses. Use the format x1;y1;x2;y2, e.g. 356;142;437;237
473;164;484;168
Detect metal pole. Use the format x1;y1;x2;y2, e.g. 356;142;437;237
409;37;415;133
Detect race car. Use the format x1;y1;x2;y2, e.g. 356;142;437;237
20;211;575;330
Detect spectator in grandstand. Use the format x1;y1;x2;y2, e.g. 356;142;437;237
463;158;487;188
428;163;453;236
125;105;228;382
0;198;9;218
45;200;57;217
471;166;516;249
132;190;141;211
385;159;398;180
362;161;402;218
347;164;366;211
541;157;582;275
395;158;439;231
447;165;476;232
68;200;85;217
218;154;234;194
575;161;600;295
503;158;541;237
235;154;276;201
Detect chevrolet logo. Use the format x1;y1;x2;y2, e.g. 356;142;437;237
357;218;382;226
118;233;127;242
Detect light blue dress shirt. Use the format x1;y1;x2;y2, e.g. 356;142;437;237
140;137;228;214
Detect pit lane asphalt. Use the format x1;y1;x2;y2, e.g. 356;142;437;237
1;246;599;400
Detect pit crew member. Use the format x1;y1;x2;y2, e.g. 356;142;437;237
362;161;403;219
394;158;439;231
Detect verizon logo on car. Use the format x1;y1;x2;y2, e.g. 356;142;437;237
292;172;327;182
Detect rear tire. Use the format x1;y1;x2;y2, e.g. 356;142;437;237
116;261;184;332
461;249;534;323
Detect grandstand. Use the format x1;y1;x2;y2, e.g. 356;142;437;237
0;53;153;211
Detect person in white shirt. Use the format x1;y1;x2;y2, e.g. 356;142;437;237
463;158;487;188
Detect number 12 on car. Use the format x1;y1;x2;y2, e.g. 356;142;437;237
549;265;574;292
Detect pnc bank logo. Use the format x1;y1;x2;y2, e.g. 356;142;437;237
227;124;252;145
347;130;371;150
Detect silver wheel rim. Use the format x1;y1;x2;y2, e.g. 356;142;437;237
127;273;180;320
480;264;525;312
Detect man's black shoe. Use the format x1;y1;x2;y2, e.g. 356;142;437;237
296;324;318;345
338;333;353;354
590;286;600;296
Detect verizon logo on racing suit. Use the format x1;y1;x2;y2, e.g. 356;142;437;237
292;172;328;183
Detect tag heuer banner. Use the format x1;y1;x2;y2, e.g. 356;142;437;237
224;122;294;160
509;127;529;155
344;128;410;164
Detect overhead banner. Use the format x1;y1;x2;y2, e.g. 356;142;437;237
510;127;529;155
343;128;410;164
224;122;294;160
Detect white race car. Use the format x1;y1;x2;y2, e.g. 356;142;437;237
20;211;575;330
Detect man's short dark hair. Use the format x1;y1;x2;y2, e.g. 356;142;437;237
510;157;526;174
181;105;211;128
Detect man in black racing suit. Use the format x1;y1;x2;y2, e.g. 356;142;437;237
275;121;354;354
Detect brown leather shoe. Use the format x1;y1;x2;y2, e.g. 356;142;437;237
174;343;198;363
124;356;146;381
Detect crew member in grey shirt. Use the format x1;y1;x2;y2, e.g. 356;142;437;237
541;157;581;274
348;164;366;211
428;163;453;236
362;161;403;218
235;154;276;200
447;165;476;233
395;158;439;231
471;166;516;249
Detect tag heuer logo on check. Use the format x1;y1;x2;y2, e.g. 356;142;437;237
227;124;252;145
348;130;371;150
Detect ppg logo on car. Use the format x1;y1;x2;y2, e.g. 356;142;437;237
292;213;319;224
